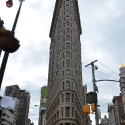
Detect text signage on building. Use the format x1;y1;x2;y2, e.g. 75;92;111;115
41;87;47;110
1;96;16;110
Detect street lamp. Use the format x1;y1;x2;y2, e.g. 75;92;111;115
85;60;121;125
0;0;25;89
85;60;99;125
6;0;13;7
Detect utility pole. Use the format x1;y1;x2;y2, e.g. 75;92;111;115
85;60;99;125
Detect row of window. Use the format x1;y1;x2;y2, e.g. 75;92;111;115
49;92;75;117
2;113;12;120
49;106;74;124
1;119;12;125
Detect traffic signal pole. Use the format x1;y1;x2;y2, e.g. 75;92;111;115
85;60;99;125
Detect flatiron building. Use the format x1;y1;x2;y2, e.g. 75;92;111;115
46;0;85;125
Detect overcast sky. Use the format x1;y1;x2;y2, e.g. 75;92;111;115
0;0;125;124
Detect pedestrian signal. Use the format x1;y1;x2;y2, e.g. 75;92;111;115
82;105;90;114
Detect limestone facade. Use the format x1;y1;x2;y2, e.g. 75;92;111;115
46;0;85;125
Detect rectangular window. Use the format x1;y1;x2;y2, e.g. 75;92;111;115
66;43;70;49
66;5;69;9
66;10;69;14
66;60;70;66
66;93;70;102
66;22;69;26
66;81;70;89
66;0;69;4
66;70;70;76
66;35;70;41
66;16;69;20
66;107;70;117
66;28;69;34
66;51;70;57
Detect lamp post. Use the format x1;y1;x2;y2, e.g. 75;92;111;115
85;60;99;125
85;60;122;125
0;0;25;89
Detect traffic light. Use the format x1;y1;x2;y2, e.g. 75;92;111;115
82;105;90;114
91;103;96;112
